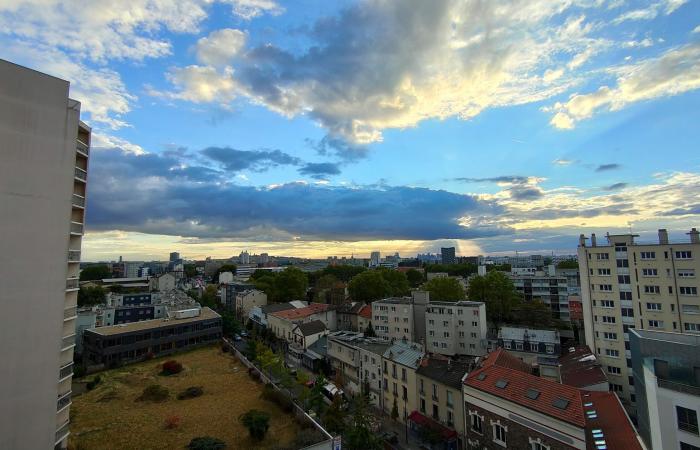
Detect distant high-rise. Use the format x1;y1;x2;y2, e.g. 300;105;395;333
239;250;250;264
169;252;180;262
0;60;91;449
441;246;456;265
370;251;381;267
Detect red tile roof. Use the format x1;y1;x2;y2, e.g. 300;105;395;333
407;411;457;440
358;304;372;319
480;347;532;374
582;391;643;450
559;346;608;389
270;302;331;320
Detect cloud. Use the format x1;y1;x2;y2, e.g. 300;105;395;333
152;66;239;103
694;25;700;34
195;29;247;67
604;182;628;190
456;175;545;201
224;0;283;19
157;0;610;144
548;42;700;129
85;147;506;241
596;163;622;172
298;163;342;179
612;0;687;24
552;158;576;166
201;146;301;172
306;135;369;161
455;176;532;184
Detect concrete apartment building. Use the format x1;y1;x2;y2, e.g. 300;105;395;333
381;340;425;423
509;266;571;322
372;291;429;343
578;229;700;414
631;329;700;450
233;289;267;320
441;246;456;265
0;60;91;450
425;301;487;357
496;326;561;364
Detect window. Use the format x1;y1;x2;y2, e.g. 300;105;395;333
598;268;611;276
383;379;388;391
682;304;700;314
685;323;700;333
392;364;396;378
530;438;550;450
545;344;554;354
504;341;511;349
678;269;696;278
392;382;397;395
646;303;662;311
602;316;616;324
432;403;438;419
443;332;450;338
419;398;425;413
428;319;434;325
622;308;634;317
644;285;660;294
402;385;407;400
680;287;698;296
648;320;664;328
610;383;623;392
618;275;631;284
605;349;620;358
472;321;478;326
458;320;464;326
642;268;658;277
601;300;615;308
446;390;454;407
680;443;700;450
470;411;483;434
640;251;656;260
603;332;618;340
619;291;632;301
676;251;693;259
459;331;465;337
596;253;610;260
607;366;621;375
492;422;507;446
677;406;699;434
617;259;629;268
401;368;406;381
429;330;435;336
516;342;523;350
599;284;613;292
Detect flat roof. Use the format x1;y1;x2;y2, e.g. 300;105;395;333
86;307;220;336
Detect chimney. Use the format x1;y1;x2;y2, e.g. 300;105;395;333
659;229;669;245
591;233;597;247
579;234;587;247
689;228;700;244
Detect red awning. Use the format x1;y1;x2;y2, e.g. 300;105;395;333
408;411;458;440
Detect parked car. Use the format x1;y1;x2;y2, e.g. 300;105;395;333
233;334;242;342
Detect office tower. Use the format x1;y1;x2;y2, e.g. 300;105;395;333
370;251;381;267
578;229;700;415
169;251;180;262
0;60;91;449
441;246;456;265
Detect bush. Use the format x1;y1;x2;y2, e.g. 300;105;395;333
248;368;261;382
164;415;181;429
161;360;183;376
187;436;226;450
260;384;294;412
178;386;204;400
137;384;169;402
86;375;102;391
239;409;271;441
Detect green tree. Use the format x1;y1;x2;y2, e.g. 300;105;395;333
79;264;111;281
220;311;241;336
422;277;466;301
405;268;424;288
378;268;410;296
184;264;198;278
364;322;376;337
322;395;347;434
239;409;271;441
253;274;278;302
314;274;340;303
199;285;219;309
308;374;327;416
187;288;200;300
213;264;237;283
344;396;382;450
556;260;578;269
467;271;520;326
78;286;106;307
275;267;309;301
348;271;391;303
322;265;366;282
510;300;570;330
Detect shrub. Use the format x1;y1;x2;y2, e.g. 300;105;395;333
187;436;226;450
260;384;294;413
239;409;271;441
164;415;181;429
161;360;183;376
178;386;204;400
248;368;261;382
137;384;169;402
86;375;102;391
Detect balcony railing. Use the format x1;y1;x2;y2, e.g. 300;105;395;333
70;222;83;235
74;167;87;181
59;362;74;380
72;194;85;208
64;306;77;320
68;250;81;262
76;140;89;156
66;278;79;290
658;378;700;397
57;391;72;411
55;421;70;445
61;334;76;350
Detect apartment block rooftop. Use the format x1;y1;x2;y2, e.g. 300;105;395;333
87;307;220;336
578;227;699;247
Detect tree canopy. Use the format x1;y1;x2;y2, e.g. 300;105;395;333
405;268;424;288
79;264;111;281
199;285;219;309
422;277;465;301
423;263;477;278
467;271;521;326
252;267;309;302
184;263;198;278
78;286;106;307
556;260;579;269
239;409;271;441
348;270;391;303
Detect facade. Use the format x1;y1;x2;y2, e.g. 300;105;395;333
268;303;336;341
234;289;267;320
358;341;390;406
357;304;372;333
336;302;363;331
509;268;570;322
291;320;328;350
381;340;425;423
441;247;456;265
630;329;700;450
149;272;176;292
557;267;582;296
372;291;429;343
463;348;643;450
425;301;487;357
496;326;561;363
578;229;700;412
248;302;301;328
83;307;222;366
0;60;91;450
221;281;256;310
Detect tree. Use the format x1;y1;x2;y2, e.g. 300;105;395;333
510;300;570;330
322;265;367;282
348;271;391;303
275;267;308;301
199;285;219;309
422;277;465;301
253;274;278;302
78;286;106;307
187;436;226;450
184;264;198;278
405;269;424;288
556;260;578;269
239;409;271;441
213;264;237;283
364;322;376;337
322;395;347;434
378;268;410;296
390;397;399;421
344;396;382;450
467;271;520;326
220;311;241;337
79;264;111;281
308;374;327;416
314;274;340;303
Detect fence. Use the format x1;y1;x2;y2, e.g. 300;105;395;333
221;338;335;450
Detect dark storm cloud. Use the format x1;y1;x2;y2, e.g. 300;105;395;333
85;148;508;241
509;186;544;201
596;163;621;172
305;135;369;161
663;205;700;216
201;146;302;172
298;162;342;179
603;182;628;191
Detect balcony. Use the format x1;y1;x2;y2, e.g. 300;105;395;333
658;378;700;397
55;421;70;445
57;391;72;412
74;167;87;182
76;140;89;156
72;194;85;208
70;222;83;235
66;277;79;291
61;334;76;351
59;362;74;381
68;250;81;262
64;306;77;320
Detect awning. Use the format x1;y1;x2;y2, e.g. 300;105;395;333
408;411;458;440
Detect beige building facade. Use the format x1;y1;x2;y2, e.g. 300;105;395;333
0;60;90;450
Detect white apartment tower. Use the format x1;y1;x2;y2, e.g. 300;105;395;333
0;60;91;449
578;228;700;416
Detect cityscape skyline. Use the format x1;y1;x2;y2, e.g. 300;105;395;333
1;0;699;261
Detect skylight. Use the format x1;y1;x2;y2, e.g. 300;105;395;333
495;379;509;389
476;373;487;381
526;388;540;400
553;397;570;410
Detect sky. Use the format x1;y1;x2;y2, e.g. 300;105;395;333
1;0;700;261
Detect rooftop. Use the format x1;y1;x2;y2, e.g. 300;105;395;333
270;302;333;320
373;296;412;305
383;340;424;369
416;358;472;390
559;346;607;388
260;302;298;314
295;320;327;336
427;300;484;308
358;304;372;319
86;307;221;336
582;391;643;450
499;326;560;344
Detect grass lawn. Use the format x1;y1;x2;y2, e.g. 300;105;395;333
68;345;300;449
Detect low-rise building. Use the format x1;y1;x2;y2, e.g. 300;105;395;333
149;272;177;292
220;281;256;310
234;289;267;320
83;307;222;367
381;340;425;423
325;331;389;401
336;302;364;331
463;348;643;450
425;301;487;357
358;341;390;406
268;303;336;342
372;291;429;343
357;304;372;334
248;301;306;329
496;326;561;364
